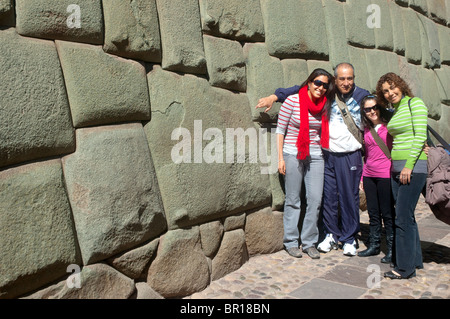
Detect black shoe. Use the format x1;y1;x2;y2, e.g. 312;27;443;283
384;270;415;280
358;245;380;257
380;252;392;263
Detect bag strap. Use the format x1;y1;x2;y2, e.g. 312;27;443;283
369;127;391;159
335;94;363;144
407;98;450;152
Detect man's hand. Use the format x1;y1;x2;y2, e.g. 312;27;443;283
255;94;278;113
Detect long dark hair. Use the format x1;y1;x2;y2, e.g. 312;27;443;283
299;68;336;120
360;94;392;128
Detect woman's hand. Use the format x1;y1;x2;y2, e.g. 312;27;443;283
278;159;286;175
399;167;413;185
359;181;364;191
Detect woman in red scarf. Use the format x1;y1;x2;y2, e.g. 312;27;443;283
276;68;335;259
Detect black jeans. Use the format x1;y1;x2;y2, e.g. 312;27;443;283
391;173;426;278
363;177;394;238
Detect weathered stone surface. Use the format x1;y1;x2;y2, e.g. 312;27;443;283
365;49;393;92
420;68;442;120
147;228;210;298
15;0;103;44
199;0;264;41
245;207;284;256
212;229;249;281
0;0;14;26
434;66;450;105
156;0;206;74
56;40;150;128
402;7;422;64
281;59;309;88
62;123;167;265
427;0;447;25
372;0;394;51
23;263;135;299
200;221;224;258
244;42;284;123
203;35;246;92
107;238;159;280
343;0;376;48
102;0;161;63
260;0;329;59
348;46;371;91
389;0;406;55
409;0;428;15
144;66;271;229
322;0;350;67
417;14;441;68
134;282;164;299
0;159;79;299
223;212;246;231
0;29;75;169
437;24;450;64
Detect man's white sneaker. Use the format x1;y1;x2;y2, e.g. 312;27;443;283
317;234;337;253
343;240;357;256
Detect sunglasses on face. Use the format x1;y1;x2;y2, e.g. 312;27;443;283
312;79;329;90
363;105;380;113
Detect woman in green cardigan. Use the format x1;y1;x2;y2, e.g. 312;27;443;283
376;73;428;280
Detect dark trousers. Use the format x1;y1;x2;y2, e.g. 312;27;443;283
391;173;426;278
322;150;362;244
363;177;394;237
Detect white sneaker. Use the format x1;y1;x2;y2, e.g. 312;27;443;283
317;234;337;253
343;240;357;256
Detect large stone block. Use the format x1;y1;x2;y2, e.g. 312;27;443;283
348;46;371;92
417;14;441;68
62;123;167;265
0;159;79;299
409;0;429;15
102;0;161;63
199;0;264;41
343;0;376;48
322;0;350;67
203;35;246;92
0;29;75;169
244;42;284;123
56;40;151;128
147;228;210;298
15;0;103;44
260;0;329;59
144;66;272;229
155;0;206;74
402;7;422;64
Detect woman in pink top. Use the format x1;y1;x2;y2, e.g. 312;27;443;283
358;95;394;263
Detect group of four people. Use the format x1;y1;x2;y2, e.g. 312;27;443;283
256;63;428;280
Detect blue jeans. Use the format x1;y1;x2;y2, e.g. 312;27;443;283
391;172;426;278
283;153;324;250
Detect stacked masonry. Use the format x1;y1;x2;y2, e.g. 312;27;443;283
0;0;449;299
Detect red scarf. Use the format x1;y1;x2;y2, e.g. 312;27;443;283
296;85;329;160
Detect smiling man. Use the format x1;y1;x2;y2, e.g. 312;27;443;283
256;63;370;256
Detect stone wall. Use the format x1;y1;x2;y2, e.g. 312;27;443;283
0;0;449;299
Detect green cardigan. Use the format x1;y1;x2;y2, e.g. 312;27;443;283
386;96;428;170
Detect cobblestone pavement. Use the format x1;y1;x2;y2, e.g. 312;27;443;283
186;197;450;300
